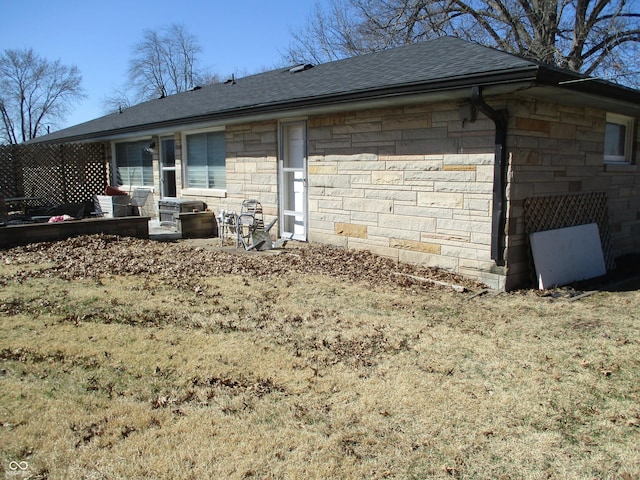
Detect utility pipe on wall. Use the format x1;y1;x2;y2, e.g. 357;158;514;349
470;86;508;265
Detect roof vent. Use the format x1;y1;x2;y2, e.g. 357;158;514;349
224;74;236;85
289;63;314;74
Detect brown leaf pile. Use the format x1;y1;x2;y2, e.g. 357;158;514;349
0;234;483;291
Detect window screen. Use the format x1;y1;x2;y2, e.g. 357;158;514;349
185;131;226;189
604;113;633;164
114;140;154;186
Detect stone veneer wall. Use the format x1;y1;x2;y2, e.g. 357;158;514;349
225;122;280;216
306;103;501;288
178;122;280;219
105;94;640;291
504;96;640;290
176;103;502;287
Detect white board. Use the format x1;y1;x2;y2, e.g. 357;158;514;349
529;223;606;290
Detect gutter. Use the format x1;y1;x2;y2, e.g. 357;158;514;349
471;86;508;265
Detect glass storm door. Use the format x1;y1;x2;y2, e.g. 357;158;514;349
279;121;308;241
160;137;176;197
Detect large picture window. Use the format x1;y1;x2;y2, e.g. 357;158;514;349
114;140;154;186
605;113;634;164
185;130;226;189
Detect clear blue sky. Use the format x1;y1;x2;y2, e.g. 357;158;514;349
0;0;323;129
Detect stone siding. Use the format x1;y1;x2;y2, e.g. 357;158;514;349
178;123;280;220
505;96;640;290
307;103;499;287
139;95;639;291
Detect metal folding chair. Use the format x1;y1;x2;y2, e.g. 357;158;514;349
129;188;153;216
236;213;261;250
235;199;287;251
241;199;264;228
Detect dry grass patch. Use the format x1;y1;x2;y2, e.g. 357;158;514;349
0;236;639;479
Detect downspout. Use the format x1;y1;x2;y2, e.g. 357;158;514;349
470;86;508;265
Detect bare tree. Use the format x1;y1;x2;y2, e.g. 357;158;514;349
0;48;84;144
286;0;640;86
128;24;210;102
100;85;136;116
285;0;366;64
101;24;218;115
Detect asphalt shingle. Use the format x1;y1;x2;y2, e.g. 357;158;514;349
33;37;551;142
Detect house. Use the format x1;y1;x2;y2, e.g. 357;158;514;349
33;36;640;290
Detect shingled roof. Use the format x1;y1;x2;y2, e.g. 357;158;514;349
34;36;640;143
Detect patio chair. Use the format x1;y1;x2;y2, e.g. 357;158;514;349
235;199;289;251
241;199;264;229
236;212;264;250
129;188;153;216
237;199;263;248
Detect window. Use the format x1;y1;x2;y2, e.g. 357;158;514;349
114;140;154;186
185;130;226;189
604;113;634;164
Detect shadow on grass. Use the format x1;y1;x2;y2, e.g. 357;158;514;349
573;253;640;293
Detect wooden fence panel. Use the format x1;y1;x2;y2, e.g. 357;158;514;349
0;143;106;206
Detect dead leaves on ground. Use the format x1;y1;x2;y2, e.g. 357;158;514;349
0;234;481;291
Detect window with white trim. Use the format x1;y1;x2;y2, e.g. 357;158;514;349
604;113;634;164
114;140;154;186
184;130;226;189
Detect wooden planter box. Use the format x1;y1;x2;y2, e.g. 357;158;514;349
177;211;217;239
0;217;150;249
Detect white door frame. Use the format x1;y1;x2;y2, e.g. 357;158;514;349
278;120;308;241
159;136;176;198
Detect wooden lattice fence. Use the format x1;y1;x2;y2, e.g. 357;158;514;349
0;143;107;207
523;192;615;271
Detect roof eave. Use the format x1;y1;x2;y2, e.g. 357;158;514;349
536;67;640;108
36;67;542;144
31;52;640;146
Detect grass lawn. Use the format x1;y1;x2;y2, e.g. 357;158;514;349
0;236;638;479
